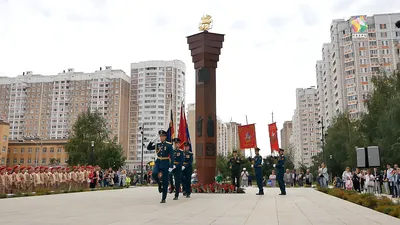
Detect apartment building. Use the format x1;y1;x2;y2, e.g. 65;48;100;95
226;121;241;153
187;103;196;158
290;87;321;168
128;60;186;169
217;117;228;157
0;120;9;165
0;67;130;155
280;121;292;153
318;13;400;122
6;139;68;167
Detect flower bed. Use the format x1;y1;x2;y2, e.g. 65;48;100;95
191;183;244;193
317;187;400;219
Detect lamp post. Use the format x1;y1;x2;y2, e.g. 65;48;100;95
91;141;94;165
139;125;144;185
317;117;325;163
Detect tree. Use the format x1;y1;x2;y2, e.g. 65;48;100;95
323;113;365;176
65;109;126;170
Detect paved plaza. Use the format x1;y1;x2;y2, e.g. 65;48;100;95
0;187;399;225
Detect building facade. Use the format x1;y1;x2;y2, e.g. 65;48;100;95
6;139;68;167
280;121;292;153
226;121;241;154
0;120;10;166
0;67;130;155
317;13;400;123
217;117;228;157
187;103;196;159
128;60;186;169
290;87;321;168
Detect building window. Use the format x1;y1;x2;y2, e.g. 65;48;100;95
20;158;24;164
3;135;6;141
42;158;46;164
21;148;25;153
57;148;62;153
43;148;47;153
1;146;5;152
13;159;17;164
28;148;32;153
379;24;387;29
50;148;54;153
28;158;32;164
381;32;388;38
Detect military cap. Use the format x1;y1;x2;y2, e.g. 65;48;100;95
172;138;181;143
66;167;70;171
233;150;238;153
27;166;32;170
20;166;25;170
255;147;260;151
7;167;12;171
279;148;285;152
13;165;19;169
158;130;167;136
0;166;5;170
184;142;190;146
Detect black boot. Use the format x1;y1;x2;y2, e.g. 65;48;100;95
173;196;178;200
160;199;166;203
158;184;162;193
256;192;264;195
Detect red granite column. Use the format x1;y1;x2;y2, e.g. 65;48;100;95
187;31;224;185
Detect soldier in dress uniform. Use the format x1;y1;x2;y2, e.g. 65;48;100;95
33;166;42;193
65;167;71;191
182;142;193;198
78;166;85;189
170;138;184;200
71;166;78;191
26;166;34;193
147;130;175;203
12;166;21;193
50;167;56;191
276;148;286;195
19;166;26;192
229;150;243;192
253;147;264;195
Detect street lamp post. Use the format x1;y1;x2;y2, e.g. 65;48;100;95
317;117;325;163
139;125;145;185
91;141;95;165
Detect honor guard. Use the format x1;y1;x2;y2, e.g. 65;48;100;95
182;142;193;198
170;138;184;200
253;147;264;195
276;148;286;195
147;130;175;203
229;150;243;191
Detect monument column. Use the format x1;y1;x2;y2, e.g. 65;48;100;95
187;15;224;184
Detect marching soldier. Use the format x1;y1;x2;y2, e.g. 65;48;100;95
6;167;13;194
276;148;286;195
171;138;184;200
182;142;193;198
12;166;21;193
253;147;264;195
147;130;175;203
71;166;78;191
26;166;34;193
229;150;243;192
33;166;42;193
78;166;85;189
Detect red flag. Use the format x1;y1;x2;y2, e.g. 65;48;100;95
238;124;257;149
178;103;187;150
268;122;280;153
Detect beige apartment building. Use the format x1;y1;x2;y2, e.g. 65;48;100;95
290;87;321;168
0;67;130;156
317;13;400;125
280;121;292;153
187;103;196;158
128;60;186;169
0;120;10;165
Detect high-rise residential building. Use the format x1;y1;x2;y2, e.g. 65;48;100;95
217;117;228;156
280;121;292;153
0;67;130;153
128;60;186;169
226;121;241;153
317;13;400;122
290;87;321;168
0;119;10;165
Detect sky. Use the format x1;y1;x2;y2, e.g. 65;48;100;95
1;0;400;156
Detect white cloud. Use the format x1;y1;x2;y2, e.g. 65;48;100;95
1;0;400;156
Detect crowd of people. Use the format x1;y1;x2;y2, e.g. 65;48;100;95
0;164;136;195
336;164;400;198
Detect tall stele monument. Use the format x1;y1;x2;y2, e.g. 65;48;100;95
187;15;224;184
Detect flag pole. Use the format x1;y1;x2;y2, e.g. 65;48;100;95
272;111;274;123
245;115;253;157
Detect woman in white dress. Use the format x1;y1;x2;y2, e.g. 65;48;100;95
364;169;375;194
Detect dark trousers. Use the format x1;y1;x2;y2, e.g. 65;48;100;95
277;172;286;194
152;164;169;201
172;167;182;197
255;168;263;193
169;173;174;192
182;166;192;196
231;171;240;190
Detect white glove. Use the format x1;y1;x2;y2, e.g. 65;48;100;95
273;164;276;168
182;166;185;171
251;165;254;168
173;165;176;170
168;168;173;172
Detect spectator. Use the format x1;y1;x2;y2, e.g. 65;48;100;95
284;169;291;187
297;170;304;187
383;169;389;194
305;169;313;187
319;163;328;188
191;169;198;184
352;168;361;192
342;167;353;190
120;170;127;187
269;170;276;187
241;168;249;187
364;169;375;194
386;164;394;196
373;168;382;194
291;169;297;187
